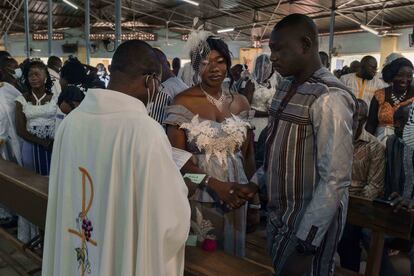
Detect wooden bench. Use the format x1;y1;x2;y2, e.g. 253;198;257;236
346;195;414;276
0;158;271;275
5;158;412;276
185;246;272;276
0;159;48;230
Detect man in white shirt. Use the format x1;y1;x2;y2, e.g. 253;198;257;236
42;40;191;276
340;55;388;106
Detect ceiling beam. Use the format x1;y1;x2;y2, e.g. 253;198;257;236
102;0;253;38
201;0;414;24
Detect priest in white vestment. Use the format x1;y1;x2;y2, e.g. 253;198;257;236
0;81;22;220
0;81;22;165
42;41;191;276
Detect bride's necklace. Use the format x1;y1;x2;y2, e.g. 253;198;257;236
200;83;227;111
32;91;46;106
391;89;407;105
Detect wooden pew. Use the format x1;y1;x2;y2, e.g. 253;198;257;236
0;159;48;230
185;246;272;276
346;195;414;276
8;157;413;276
0;158;272;275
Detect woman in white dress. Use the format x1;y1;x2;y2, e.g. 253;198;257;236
165;34;257;257
15;60;57;243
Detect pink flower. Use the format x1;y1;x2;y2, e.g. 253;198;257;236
202;239;217;252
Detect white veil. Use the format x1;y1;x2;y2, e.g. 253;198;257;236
184;18;214;86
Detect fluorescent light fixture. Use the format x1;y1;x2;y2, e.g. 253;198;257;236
182;0;199;6
63;0;78;10
217;28;235;34
360;24;379;35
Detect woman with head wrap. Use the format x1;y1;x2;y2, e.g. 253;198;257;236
241;54;281;171
366;57;414;144
165;33;258;257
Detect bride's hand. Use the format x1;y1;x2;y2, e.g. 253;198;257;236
209;179;246;209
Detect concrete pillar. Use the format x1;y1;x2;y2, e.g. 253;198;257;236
77;46;87;64
379;36;398;67
85;0;90;65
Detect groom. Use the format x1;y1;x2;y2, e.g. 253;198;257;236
263;14;356;275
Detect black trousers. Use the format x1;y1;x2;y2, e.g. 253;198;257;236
337;223;363;272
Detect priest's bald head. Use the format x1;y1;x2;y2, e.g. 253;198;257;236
269;13;321;80
108;40;161;104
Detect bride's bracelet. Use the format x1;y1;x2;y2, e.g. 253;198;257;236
203;175;212;187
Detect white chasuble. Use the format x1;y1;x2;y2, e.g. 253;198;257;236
42;89;190;276
0;82;22;165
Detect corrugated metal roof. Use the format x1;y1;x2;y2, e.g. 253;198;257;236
1;0;414;40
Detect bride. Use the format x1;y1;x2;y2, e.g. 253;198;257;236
165;34;257;257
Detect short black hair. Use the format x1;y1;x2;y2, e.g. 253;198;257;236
153;48;167;62
273;13;318;44
319;51;329;66
356;99;368;118
319;51;328;58
57;85;85;106
231;64;243;71
60;57;87;85
382;57;413;83
394;105;411;124
361;55;376;64
350;60;360;66
47;56;62;67
23;60;53;94
0;51;11;63
0;56;17;69
110;40;160;77
172;57;181;68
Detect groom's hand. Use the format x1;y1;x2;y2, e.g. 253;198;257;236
235;183;258;200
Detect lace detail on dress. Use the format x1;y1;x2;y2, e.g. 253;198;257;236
16;95;57;139
180;114;251;167
27;124;55;139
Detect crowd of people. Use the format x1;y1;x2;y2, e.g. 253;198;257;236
0;12;413;276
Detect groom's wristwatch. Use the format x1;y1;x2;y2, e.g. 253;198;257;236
295;239;317;255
